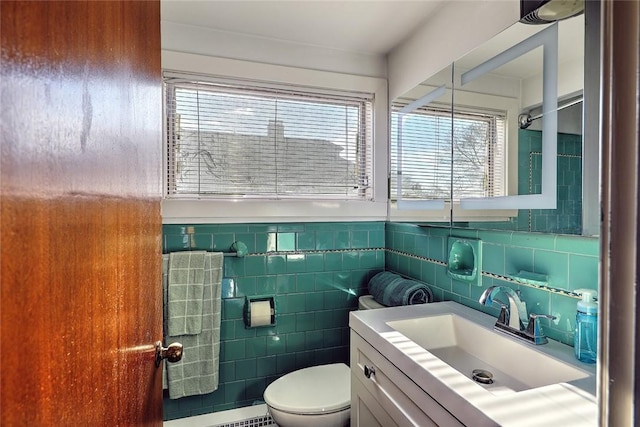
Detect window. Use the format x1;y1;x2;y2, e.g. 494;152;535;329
164;75;374;200
451;108;506;199
390;102;506;203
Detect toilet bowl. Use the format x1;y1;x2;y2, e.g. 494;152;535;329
263;296;382;427
264;363;351;427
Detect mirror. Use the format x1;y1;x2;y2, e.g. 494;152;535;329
390;64;453;221
454;23;559;209
391;13;590;235
452;15;584;235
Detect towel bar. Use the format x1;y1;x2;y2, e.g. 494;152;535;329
183;226;248;257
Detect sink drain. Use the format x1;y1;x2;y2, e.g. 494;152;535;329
472;369;494;384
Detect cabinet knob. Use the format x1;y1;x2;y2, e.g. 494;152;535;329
364;364;376;379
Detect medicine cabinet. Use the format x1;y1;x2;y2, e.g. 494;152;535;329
391;13;595;236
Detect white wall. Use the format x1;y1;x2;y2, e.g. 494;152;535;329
387;0;520;101
161;21;387;78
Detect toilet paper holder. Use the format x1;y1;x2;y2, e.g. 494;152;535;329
244;296;276;328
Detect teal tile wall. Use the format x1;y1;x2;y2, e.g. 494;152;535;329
463;130;583;234
518;130;583;234
162;222;385;420
164;220;599;421
385;222;599;346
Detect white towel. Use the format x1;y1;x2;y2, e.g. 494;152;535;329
162;252;223;399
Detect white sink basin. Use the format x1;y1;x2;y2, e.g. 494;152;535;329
386;313;589;394
350;301;597;426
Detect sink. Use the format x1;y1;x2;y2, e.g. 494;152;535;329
386;313;589;394
350;301;597;426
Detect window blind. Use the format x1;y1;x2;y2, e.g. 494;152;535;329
452;108;506;200
165;76;374;200
390;102;506;202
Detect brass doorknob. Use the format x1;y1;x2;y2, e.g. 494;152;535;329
155;341;183;367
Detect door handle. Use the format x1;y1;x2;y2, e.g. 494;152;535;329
155;341;183;367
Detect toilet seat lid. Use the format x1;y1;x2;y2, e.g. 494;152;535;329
264;363;350;415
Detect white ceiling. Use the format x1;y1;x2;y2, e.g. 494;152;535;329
160;0;447;55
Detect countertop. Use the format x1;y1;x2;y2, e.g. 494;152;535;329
349;301;597;427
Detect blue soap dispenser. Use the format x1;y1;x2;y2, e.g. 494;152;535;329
574;289;598;363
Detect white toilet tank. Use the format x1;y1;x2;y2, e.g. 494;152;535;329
358;295;386;310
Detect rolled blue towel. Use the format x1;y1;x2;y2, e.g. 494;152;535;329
368;271;434;307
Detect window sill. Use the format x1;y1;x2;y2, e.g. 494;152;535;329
162;198;388;224
388;202;517;223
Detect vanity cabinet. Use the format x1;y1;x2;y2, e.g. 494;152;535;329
350;331;464;427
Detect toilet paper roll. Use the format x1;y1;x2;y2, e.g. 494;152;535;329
250;300;272;327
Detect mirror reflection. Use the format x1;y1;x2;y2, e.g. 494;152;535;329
392;14;586;235
454;16;583;234
390;64;453;215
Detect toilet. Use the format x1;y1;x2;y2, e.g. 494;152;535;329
263;295;384;427
357;294;386;310
264;363;351;427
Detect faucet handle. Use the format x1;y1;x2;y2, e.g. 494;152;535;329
494;299;526;330
526;313;557;344
529;313;556;322
496;304;509;325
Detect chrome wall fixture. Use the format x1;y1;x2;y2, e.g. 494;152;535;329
518;97;583;129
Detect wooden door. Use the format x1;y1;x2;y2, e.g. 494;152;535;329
1;1;163;425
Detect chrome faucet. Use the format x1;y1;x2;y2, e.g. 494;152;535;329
479;286;527;328
479;285;556;345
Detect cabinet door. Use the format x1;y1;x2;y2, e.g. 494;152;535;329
351;374;399;427
351;331;464;427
